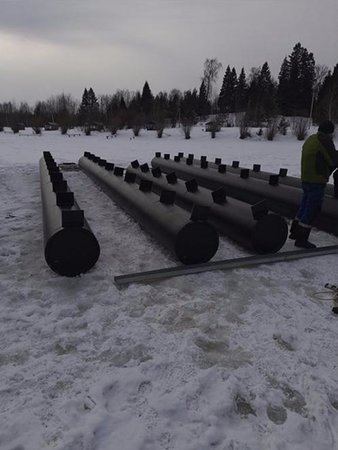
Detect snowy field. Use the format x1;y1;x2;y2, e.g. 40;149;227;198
1;126;338;450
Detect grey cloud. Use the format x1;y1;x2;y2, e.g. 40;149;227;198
0;0;199;45
1;0;337;103
1;0;139;44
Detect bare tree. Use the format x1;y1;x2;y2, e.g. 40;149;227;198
292;117;309;141
310;64;329;122
265;119;278;141
202;58;223;102
238;113;251;139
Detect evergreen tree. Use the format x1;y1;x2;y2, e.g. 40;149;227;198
153;92;169;136
116;94;128;129
246;63;276;123
129;91;142;113
259;62;277;118
218;66;237;113
78;88;88;125
141;81;154;119
288;43;315;115
277;57;291;115
197;80;210;117
230;67;238;111
234;68;248;112
153;91;168;121
78;87;99;126
180;89;198;124
246;67;264;125
87;88;99;115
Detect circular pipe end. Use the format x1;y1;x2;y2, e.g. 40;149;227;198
175;222;219;265
251;214;288;254
45;228;100;276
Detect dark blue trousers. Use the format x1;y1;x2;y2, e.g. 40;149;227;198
296;182;326;226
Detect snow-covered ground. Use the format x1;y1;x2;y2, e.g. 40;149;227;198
1;126;338;450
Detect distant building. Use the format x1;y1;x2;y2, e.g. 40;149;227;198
44;122;59;131
91;122;105;132
205;120;221;132
145;121;156;131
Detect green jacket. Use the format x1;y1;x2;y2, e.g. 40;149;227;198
301;132;338;184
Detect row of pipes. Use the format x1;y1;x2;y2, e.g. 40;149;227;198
40;151;337;276
151;153;338;236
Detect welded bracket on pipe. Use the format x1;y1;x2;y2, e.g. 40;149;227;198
251;200;269;220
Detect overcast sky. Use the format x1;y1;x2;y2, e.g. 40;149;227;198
1;0;337;104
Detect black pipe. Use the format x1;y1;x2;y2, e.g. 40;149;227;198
151;155;338;236
127;163;288;254
79;154;219;265
40;152;100;276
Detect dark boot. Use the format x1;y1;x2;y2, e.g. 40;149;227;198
289;219;299;240
295;224;316;249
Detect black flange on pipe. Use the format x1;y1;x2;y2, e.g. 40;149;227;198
79;153;219;265
151;154;338;236
180;155;337;199
40;152;100;276
127;161;288;254
151;153;303;216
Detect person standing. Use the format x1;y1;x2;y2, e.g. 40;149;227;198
290;120;338;248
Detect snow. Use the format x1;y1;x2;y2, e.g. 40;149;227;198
1;126;338;450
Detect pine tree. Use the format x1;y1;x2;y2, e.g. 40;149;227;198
246;67;263;125
259;62;277;118
230;67;238;112
141;81;154;119
197;80;210;117
87;88;99;119
78;87;99;126
78;88;89;125
277;57;291;115
153;92;168;136
153;92;168;118
218;66;237;113
246;63;276;123
288;43;315;115
234;68;248;112
180;89;198;124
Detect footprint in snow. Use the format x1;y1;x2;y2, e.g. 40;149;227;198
273;334;295;352
235;395;256;417
266;404;288;424
138;380;152;395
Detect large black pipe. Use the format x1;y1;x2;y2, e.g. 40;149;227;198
79;153;219;265
40;152;100;276
127;161;288;254
151;154;338;236
181;155;336;198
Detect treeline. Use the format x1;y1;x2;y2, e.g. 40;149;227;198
0;42;337;136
